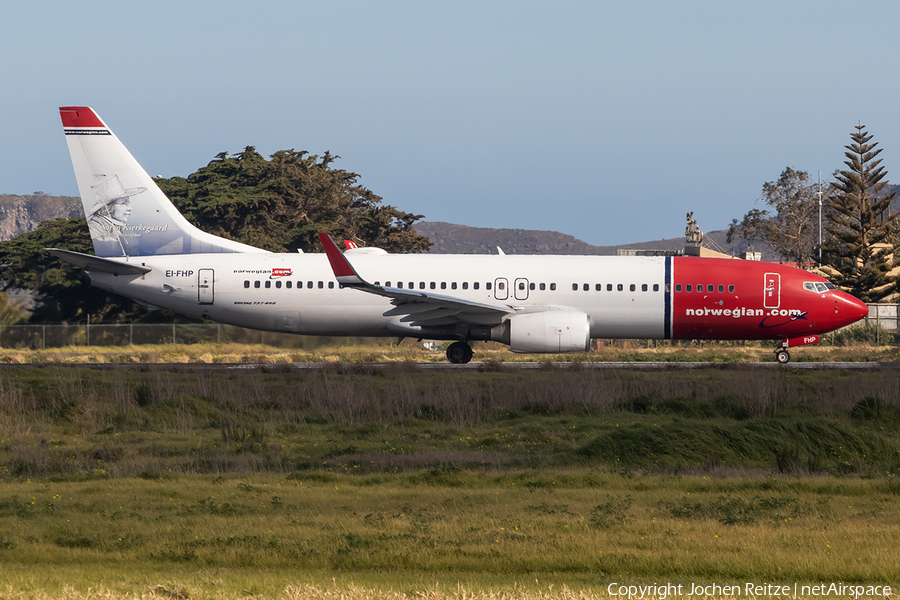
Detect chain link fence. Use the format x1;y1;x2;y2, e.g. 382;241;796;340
0;323;378;350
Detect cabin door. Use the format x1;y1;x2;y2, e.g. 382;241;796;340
763;272;780;309
198;269;214;305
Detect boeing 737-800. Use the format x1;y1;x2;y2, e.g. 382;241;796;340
49;107;868;363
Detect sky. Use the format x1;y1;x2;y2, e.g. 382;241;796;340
3;0;900;247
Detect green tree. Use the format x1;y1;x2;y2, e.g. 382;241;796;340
156;147;432;253
822;124;898;302
0;147;432;323
0;218;143;323
0;292;28;324
727;167;820;267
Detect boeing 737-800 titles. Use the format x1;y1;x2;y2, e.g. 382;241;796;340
48;107;868;363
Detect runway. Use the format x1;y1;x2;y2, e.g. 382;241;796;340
0;361;891;371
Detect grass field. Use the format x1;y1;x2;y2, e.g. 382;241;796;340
0;333;899;365
1;361;898;598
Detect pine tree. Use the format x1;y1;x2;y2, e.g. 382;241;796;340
823;124;898;302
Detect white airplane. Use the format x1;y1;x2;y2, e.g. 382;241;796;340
50;107;869;364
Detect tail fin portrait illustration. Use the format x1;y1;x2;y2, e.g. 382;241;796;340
59;107;265;257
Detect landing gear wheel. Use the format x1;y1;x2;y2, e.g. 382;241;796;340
775;349;790;364
446;341;473;364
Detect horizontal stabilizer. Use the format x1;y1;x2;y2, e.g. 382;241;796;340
46;248;151;275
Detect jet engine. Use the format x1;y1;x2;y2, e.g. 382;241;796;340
491;310;592;353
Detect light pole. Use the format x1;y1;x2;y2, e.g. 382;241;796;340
818;170;823;267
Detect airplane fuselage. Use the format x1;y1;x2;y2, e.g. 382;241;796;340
87;252;864;343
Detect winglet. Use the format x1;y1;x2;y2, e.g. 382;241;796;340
318;232;366;287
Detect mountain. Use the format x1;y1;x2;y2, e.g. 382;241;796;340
414;221;777;260
0;193;82;241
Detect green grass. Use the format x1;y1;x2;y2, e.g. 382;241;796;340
1;365;899;597
1;473;899;598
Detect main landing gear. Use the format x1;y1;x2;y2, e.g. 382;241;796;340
446;341;474;364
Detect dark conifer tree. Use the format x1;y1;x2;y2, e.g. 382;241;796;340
822;124;898;302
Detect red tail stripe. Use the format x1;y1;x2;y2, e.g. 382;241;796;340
59;106;105;128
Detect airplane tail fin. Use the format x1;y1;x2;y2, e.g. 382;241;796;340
59;107;266;257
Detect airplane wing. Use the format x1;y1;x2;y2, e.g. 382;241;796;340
45;248;152;275
318;232;513;327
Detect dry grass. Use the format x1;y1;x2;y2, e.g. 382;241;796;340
0;337;898;365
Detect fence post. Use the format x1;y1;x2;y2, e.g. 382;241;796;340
173;323;176;345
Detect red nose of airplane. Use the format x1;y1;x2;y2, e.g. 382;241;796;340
841;293;869;326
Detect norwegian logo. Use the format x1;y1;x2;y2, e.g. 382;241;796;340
270;268;292;279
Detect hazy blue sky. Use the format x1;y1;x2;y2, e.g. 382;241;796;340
3;0;900;246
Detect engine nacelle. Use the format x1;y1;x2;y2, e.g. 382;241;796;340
492;310;592;353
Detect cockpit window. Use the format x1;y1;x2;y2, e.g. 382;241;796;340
805;281;837;293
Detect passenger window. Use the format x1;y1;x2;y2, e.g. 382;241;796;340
328;282;334;289
583;283;589;291
519;282;525;290
717;284;724;293
572;283;578;291
498;282;504;290
441;282;446;289
630;284;636;292
529;283;535;290
596;284;602;291
307;281;313;288
642;284;648;292
676;284;682;292
318;281;323;289
653;283;659;292
540;283;546;291
617;284;624;291
385;281;391;287
254;281;261;289
462;282;468;290
244;281;250;288
707;284;714;293
550;283;556;291
607;284;613;291
697;283;702;291
686;284;692;292
430;282;436;290
419;282;425;289
397;282;403;289
265;281;271;289
286;281;292;289
728;284;735;293
451;282;457;290
408;282;413;289
275;281;282;289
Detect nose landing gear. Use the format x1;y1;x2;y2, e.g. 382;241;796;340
446;341;474;364
774;348;790;364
